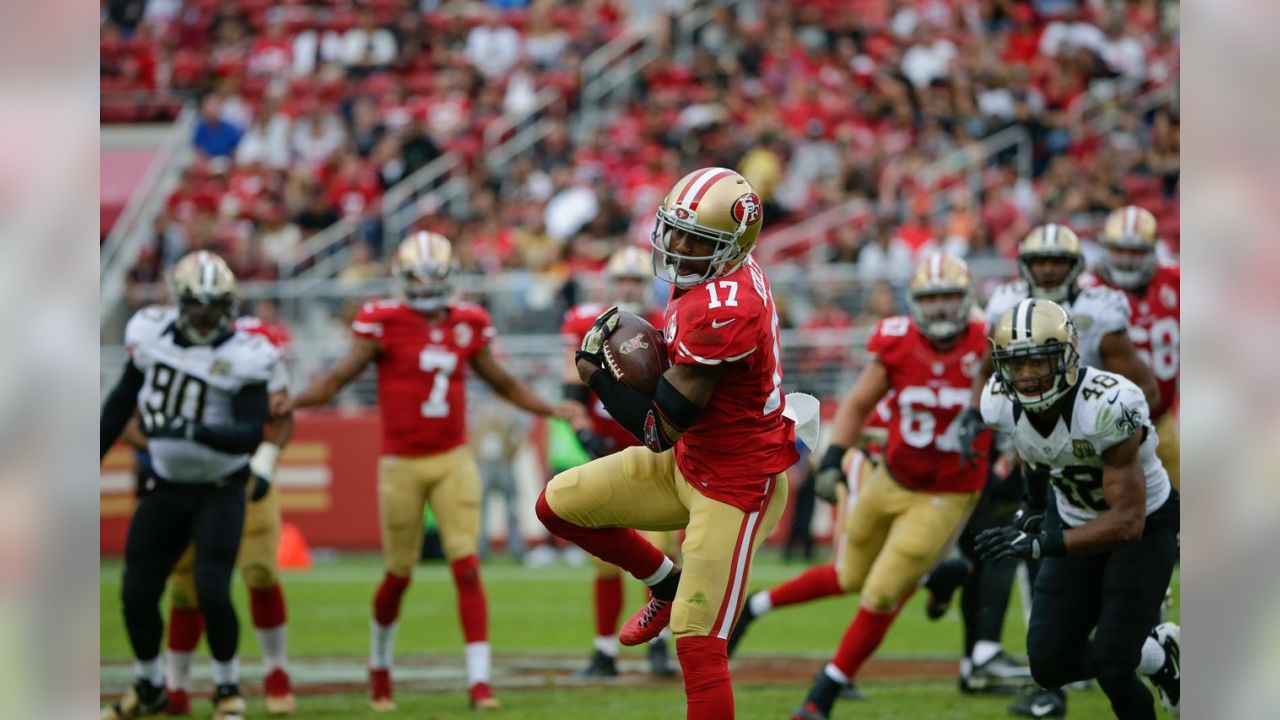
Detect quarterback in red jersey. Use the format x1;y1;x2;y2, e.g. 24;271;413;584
1083;204;1180;490
730;253;991;720
560;246;680;679
281;232;557;712
537;168;814;720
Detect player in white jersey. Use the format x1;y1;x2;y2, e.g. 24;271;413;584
100;252;277;720
974;300;1180;719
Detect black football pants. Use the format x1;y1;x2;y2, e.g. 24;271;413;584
957;472;1022;656
121;469;248;664
1027;493;1179;720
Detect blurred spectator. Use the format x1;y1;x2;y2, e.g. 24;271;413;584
524;9;570;69
465;9;523;80
858;280;899;325
337;241;384;285
544;165;598;243
193;96;242;159
857;219;914;285
349;97;387;158
235;99;291;169
291;107;347;168
342;11;398;75
248;20;292;77
257;205;302;270
900;24;956;89
294;190;340;236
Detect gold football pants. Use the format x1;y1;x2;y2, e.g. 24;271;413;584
1155;413;1179;492
377;445;483;575
834;459;977;612
169;482;283;608
545;446;787;640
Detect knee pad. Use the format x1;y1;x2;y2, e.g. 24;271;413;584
239;561;278;590
536;487;577;538
1029;654;1073;690
450;555;481;588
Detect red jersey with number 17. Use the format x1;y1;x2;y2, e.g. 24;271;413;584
1081;265;1180;420
868;316;990;493
352;300;496;456
665;258;799;513
562;302;667;453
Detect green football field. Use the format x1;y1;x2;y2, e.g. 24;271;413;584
101;551;1178;718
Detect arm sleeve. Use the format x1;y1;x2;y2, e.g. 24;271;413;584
979;376;1012;433
351;302;385;339
191;382;269;454
101;360;145;459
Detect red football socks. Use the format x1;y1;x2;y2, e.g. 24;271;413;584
249;584;287;629
768;565;843;609
450;555;489;644
373;571;411;626
677;636;734;719
830;605;899;679
167;607;204;652
595;576;624;637
536;490;666;580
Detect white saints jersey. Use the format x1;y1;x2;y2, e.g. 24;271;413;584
984;281;1130;369
980;367;1171;527
125;305;281;483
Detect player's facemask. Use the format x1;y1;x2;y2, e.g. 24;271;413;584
909;291;970;341
176;292;236;345
400;268;452;312
991;299;1081;412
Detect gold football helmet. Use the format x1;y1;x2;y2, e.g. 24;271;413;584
1099;205;1159;290
1018;224;1084;303
394;231;455;312
605;245;651;314
990;299;1080;412
907;252;973;342
651;167;764;287
170;250;238;345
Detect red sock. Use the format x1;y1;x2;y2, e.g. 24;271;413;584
249;584;287;629
768;565;843;609
536;490;666;580
595;576;624;637
167;607;204;652
676;636;734;720
373;572;411;626
450;555;488;643
830;606;900;679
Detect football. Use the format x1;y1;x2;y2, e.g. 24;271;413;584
603;310;670;397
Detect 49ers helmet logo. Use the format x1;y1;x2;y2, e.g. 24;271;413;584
731;193;763;226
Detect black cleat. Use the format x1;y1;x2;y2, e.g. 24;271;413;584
923;558;969;620
961;651;1035;694
575;649;619;678
648;637;678;678
839;682;868;701
101;679;168;719
1008;687;1067;718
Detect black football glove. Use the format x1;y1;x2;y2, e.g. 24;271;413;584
576;305;620;368
140;411;194;441
974;526;1042;562
1011;505;1044;534
249;474;272;502
812;444;848;505
956;407;985;464
576;427;615;460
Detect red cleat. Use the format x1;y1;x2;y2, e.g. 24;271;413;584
469;681;501;710
619;594;673;646
263;668;297;715
165;688;191;715
368;668;396;712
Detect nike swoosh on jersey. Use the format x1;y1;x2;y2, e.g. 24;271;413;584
1107;391;1120;404
710;318;736;329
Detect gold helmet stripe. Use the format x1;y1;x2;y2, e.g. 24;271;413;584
1045;223;1059;247
675;167;733;211
200;256;216;290
1013;298;1036;341
416;231;429;261
928;251;942;283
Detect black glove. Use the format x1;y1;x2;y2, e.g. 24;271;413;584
812;444;848;505
576;305;621;369
1011;505;1044;534
576;428;615;460
975;523;1065;562
956;407;985;464
140;411;194;441
249;474;272;502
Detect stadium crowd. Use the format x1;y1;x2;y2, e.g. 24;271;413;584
104;0;1178;324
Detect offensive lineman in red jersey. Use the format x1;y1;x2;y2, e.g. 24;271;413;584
278;232;558;711
560;246;679;678
1082;204;1180;490
729;253;992;720
537;168;817;720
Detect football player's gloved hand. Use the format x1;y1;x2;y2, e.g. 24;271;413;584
977;520;1070;561
248;442;280;503
140;411;194;441
576;428;614;460
1011;505;1044;534
576;306;620;369
249;474;272;502
956;408;985;464
812;444;848;505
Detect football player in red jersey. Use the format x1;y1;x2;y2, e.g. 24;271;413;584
537;168;818;720
1083;205;1180;490
279;232;558;712
729;253;992;720
559;246;679;679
